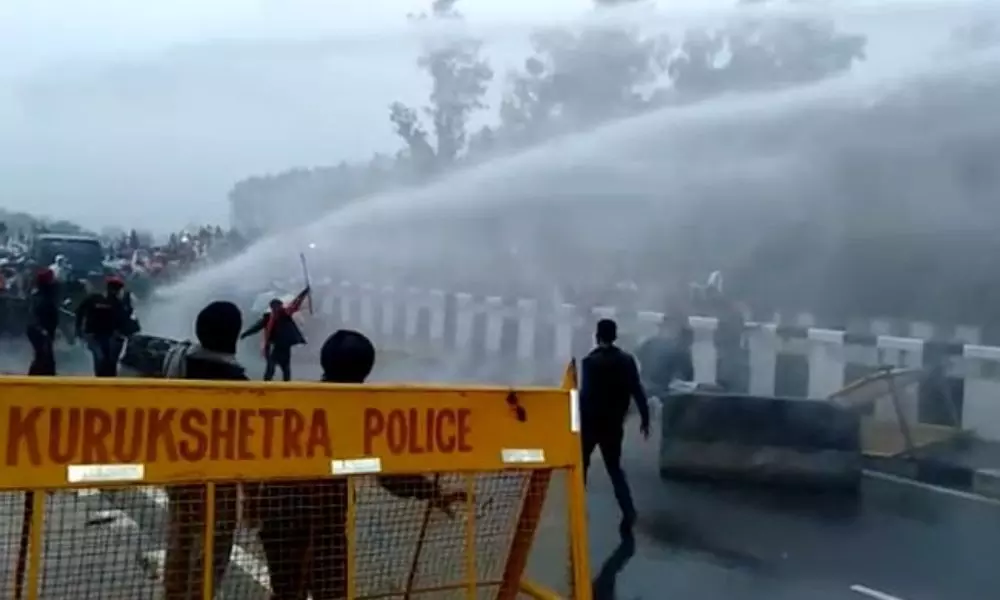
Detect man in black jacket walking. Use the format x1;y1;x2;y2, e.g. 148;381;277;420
580;318;650;539
75;276;133;377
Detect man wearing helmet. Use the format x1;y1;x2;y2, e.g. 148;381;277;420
74;276;133;376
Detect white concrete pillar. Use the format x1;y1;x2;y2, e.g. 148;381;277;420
555;303;575;362
806;328;846;400
428;290;446;349
404;287;422;349
454;293;476;352
962;344;1000;440
380;286;396;340
516;298;538;362
484;296;504;357
359;283;376;333
747;322;778;396
339;281;354;325
689;316;718;384
320;283;336;316
635;311;664;342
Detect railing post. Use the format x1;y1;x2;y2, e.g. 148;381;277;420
202;482;216;600
346;477;358;600
464;475;478;600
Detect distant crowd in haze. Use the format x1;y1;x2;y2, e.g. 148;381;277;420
0;219;248;298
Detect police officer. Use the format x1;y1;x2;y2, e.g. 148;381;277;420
580;318;650;539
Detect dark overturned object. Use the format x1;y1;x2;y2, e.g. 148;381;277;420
120;329;378;380
658;388;862;490
118;334;180;377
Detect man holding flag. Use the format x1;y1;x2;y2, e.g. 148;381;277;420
240;285;311;381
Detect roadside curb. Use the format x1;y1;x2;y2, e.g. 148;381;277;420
863;455;1000;499
974;468;1000;498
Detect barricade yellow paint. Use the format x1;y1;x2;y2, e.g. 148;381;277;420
0;371;590;600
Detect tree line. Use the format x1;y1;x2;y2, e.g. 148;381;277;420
227;0;866;235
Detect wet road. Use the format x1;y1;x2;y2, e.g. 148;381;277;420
3;347;1000;599
0;490;161;599
0;348;160;598
585;420;1000;600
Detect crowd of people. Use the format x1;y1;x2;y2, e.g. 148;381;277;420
59;285;682;596
10;208;714;597
0;223;247;299
0;223;248;338
27;277;472;598
101;225;248;286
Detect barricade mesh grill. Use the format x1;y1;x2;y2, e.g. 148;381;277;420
9;470;573;599
1;490;163;599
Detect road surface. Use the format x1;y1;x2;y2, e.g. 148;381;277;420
583;420;1000;600
0;346;162;598
3;347;999;599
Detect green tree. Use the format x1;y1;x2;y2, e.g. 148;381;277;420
499;0;865;144
669;4;866;96
499;24;669;143
389;0;494;174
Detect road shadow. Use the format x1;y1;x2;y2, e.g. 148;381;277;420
592;537;636;600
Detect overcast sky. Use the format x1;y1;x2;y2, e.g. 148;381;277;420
0;0;991;232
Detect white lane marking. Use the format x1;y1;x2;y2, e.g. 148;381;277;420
78;486;271;588
142;485;271;589
863;469;1000;506
140;545;270;588
850;584;904;600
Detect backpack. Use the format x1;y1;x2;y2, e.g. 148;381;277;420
162;340;195;378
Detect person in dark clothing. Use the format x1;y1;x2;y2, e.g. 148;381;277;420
119;289;141;335
580;318;650;539
75;276;133;377
696;272;747;392
255;329;467;600
240;286;310;381
635;317;696;399
26;268;59;376
161;300;246;600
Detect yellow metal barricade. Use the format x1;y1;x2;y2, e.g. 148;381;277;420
0;364;589;600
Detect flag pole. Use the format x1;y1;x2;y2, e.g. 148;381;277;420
299;252;313;315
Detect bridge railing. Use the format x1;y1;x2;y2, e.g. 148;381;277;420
297;280;1000;442
0;373;589;600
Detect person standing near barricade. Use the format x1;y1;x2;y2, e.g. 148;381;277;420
253;329;466;600
240;285;310;381
74;276;132;377
26;268;59;375
694;271;748;392
635;316;695;400
580;318;650;540
161;300;246;600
